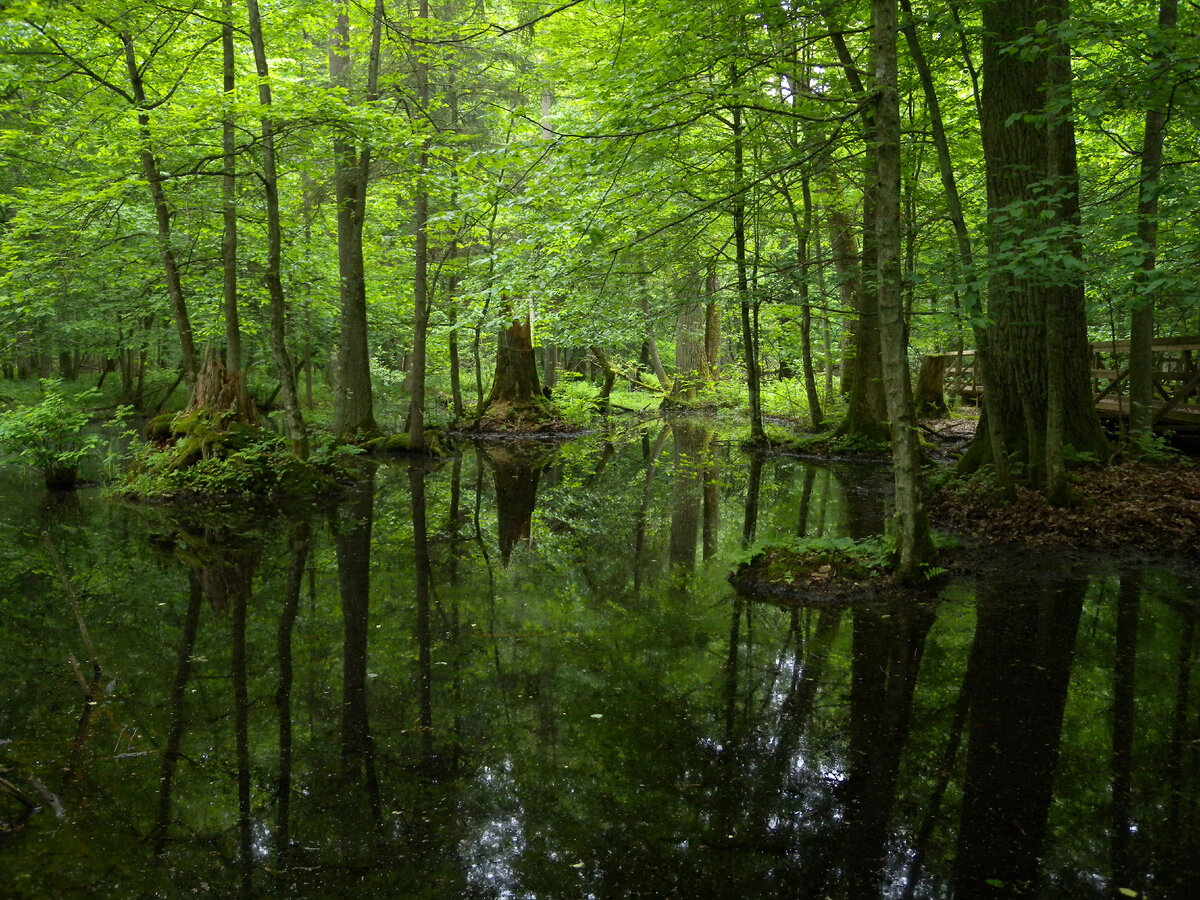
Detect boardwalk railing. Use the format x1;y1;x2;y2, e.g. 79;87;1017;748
935;336;1200;431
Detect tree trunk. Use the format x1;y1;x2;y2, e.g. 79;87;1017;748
968;0;1108;486
483;302;544;411
246;0;307;458
331;0;383;440
120;31;197;389
704;263;722;373
828;26;888;444
641;292;671;390
408;0;431;451
1130;0;1178;441
901;0;1014;497
874;0;933;580
671;269;712;402
731;59;764;444
913;355;948;417
222;0;241;376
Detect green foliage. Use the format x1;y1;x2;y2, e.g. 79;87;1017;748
0;378;103;487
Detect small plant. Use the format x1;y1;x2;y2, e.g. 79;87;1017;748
0;379;104;489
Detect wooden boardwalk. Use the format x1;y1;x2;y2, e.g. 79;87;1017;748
937;337;1200;433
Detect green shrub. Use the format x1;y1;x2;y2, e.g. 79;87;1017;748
0;379;104;488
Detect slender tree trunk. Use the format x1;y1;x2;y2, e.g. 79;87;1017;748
704;262;722;373
730;58;764;443
409;0;431;451
828;26;887;442
246;0;307;458
222;0;241;376
899;0;1015;498
641;292;671;389
782;176;824;429
1130;0;1178;440
874;0;933;579
331;0;383;440
120;32;197;388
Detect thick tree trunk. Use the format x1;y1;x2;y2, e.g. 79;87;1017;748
483;304;543;410
968;0;1108;485
913;355;948;417
671;270;712;402
331;0;383;440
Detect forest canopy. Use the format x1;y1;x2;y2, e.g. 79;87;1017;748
0;0;1196;481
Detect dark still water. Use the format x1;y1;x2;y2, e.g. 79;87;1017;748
1;425;1197;899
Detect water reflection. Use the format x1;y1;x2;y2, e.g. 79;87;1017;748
1;431;1198;898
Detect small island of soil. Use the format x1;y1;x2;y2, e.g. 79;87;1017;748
928;460;1200;557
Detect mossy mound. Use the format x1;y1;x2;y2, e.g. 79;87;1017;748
464;398;581;436
359;426;453;456
729;537;895;605
119;407;356;502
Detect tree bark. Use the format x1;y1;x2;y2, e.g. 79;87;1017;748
874;0;933;580
967;0;1108;486
120;31;197;388
1130;0;1178;440
730;58;764;443
246;0;307;458
331;0;383;440
222;0;241;376
408;0;431;451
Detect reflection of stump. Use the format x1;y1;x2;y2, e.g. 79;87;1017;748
486;445;554;565
669;423;713;570
914;354;948;417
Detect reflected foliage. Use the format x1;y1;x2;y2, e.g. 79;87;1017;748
1;434;1198;898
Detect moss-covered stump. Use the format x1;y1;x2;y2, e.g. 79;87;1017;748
120;410;356;502
464;398;580;436
360;427;452;456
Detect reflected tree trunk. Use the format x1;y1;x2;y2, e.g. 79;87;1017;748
231;569;253;895
275;519;311;868
486;445;549;565
333;475;380;820
1111;573;1140;894
410;465;436;767
953;568;1086;897
634;426;671;592
839;602;935;898
670;423;711;570
153;572;203;856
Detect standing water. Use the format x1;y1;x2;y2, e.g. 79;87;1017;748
0;425;1196;898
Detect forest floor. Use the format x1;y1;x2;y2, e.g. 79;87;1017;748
923;412;1200;557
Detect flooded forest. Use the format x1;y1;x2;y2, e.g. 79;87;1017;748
3;0;1200;896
